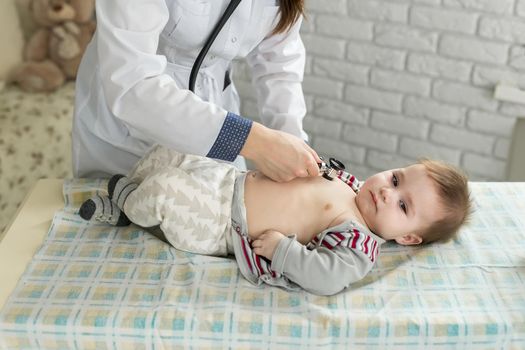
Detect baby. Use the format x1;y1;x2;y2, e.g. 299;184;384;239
79;145;471;295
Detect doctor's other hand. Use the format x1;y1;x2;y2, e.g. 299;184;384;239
241;123;321;182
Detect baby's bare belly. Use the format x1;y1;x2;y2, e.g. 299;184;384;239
243;171;358;244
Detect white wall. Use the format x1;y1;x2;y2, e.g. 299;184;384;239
234;0;525;181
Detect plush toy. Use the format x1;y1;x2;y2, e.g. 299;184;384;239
9;0;96;92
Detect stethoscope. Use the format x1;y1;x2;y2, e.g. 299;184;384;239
189;0;242;92
318;157;346;181
188;0;347;181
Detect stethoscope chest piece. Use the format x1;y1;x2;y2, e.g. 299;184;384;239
318;157;346;181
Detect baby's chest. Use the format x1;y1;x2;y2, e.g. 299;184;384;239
291;184;359;242
315;180;365;227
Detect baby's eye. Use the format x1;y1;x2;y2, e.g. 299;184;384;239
399;200;407;214
392;173;399;187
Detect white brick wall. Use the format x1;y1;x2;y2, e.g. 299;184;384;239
234;0;525;180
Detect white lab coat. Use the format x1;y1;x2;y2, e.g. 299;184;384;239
72;0;307;177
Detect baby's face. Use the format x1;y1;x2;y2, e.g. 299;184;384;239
355;164;444;245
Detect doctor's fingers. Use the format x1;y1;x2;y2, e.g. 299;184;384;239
292;152;319;178
307;146;322;168
265;163;296;183
304;156;320;178
271;152;316;180
302;143;321;177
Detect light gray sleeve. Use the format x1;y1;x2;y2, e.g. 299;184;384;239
270;235;374;296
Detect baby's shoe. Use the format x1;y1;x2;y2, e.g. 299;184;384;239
79;194;131;227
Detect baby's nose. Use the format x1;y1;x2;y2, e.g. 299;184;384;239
380;187;394;203
379;187;388;201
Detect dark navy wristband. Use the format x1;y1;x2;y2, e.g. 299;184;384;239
206;112;253;162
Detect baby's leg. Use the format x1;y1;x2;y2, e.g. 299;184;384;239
78;175;169;242
79;172;194;236
81;151;237;255
111;171;168;229
128;145;201;182
121;166;231;255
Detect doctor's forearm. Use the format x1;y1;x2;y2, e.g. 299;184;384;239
239;122;270;160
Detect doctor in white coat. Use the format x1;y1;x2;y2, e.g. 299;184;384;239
72;0;321;181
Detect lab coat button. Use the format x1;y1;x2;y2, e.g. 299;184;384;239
231;37;237;43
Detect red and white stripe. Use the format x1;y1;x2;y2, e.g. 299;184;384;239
239;233;277;278
336;170;362;193
308;228;379;263
342;228;379;262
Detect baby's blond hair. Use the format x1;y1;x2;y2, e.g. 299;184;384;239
418;159;472;243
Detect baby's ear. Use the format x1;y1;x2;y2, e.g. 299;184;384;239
395;234;423;246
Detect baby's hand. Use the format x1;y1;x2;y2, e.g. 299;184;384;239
251;230;285;260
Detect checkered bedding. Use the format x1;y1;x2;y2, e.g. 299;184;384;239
1;179;524;349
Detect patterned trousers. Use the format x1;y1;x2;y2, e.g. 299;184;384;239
124;145;239;256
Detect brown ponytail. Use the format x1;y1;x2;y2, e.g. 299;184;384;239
273;0;305;34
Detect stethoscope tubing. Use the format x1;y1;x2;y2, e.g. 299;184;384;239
187;0;346;182
189;0;243;93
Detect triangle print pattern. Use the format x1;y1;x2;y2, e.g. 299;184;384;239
124;145;239;256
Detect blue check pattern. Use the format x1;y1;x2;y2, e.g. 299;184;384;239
0;180;524;348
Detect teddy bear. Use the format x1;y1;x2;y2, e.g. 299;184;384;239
9;0;96;92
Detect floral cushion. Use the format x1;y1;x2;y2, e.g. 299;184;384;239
0;82;74;235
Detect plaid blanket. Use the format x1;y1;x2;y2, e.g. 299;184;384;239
1;179;524;349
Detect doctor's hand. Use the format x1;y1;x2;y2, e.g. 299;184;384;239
240;123;322;182
251;230;285;260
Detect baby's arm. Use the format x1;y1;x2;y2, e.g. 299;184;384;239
253;232;373;296
251;230;285;259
